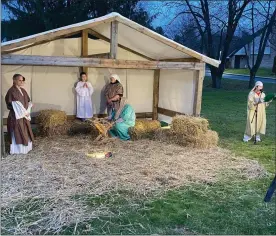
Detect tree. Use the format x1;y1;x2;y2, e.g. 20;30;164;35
243;0;276;88
272;56;276;75
154;26;167;37
268;22;276;51
173;17;202;52
1;0;156;41
165;0;251;88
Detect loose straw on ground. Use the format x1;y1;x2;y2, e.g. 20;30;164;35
1;136;266;234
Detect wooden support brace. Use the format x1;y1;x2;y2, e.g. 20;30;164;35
152;70;160;120
1;14;116;52
110;21;118;59
81;29;89;75
1;55;205;70
1;120;6;157
88;29;153;61
157;107;185;117
159;58;201;62
193;67;205;116
3;113;153;125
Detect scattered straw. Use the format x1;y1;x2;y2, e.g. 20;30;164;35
129;119;161;140
1;136;266;234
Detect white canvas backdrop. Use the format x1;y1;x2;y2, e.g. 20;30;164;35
158;70;196;124
2;38;197;120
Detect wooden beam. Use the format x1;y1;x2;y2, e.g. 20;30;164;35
87;53;109;58
3;112;153;125
1;14;116;52
136;112;153;119
159;58;201;62
152;70;160;120
193;67;205;116
1;55;206;70
157;107;185;117
81;30;89;57
110;21;118;59
193;71;200;116
116;17;220;68
87;29;153;61
81;29;89;74
1;31;82;55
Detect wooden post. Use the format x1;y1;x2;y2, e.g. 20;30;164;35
110;21;118;59
81;29;88;75
193;66;205;116
1;119;6;157
152;69;160;120
88;29;152;61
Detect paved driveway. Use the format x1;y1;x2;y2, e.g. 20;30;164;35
205;71;276;84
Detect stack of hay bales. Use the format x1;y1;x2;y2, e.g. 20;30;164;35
36;110;100;138
154;115;218;149
36;110;69;136
129;119;161;140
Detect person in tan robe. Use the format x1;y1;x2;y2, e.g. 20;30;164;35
5;74;34;154
243;81;270;142
104;74;124;117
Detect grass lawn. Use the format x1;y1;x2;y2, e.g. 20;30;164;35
202;78;276;172
2;78;276;235
57;77;276;234
225;68;276;78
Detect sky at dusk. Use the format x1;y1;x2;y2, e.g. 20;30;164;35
1;1;275;39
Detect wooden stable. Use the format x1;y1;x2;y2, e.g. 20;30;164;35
1;12;220;126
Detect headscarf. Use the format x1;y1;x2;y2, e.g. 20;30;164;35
114;97;127;120
110;74;120;82
251;81;263;92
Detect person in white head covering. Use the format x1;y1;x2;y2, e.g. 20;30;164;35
104;74;124;116
243;81;270;142
108;97;136;140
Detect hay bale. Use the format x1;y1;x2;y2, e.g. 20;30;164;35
154;128;218;149
172;115;209;136
129;119;161;140
36;109;67;127
36;110;68;136
176;130;219;148
154;127;176;143
68;121;99;137
43;122;71;136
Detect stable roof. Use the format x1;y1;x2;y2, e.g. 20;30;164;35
1;12;220;67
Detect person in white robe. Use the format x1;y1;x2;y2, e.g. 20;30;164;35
75;72;94;121
243;81;270;142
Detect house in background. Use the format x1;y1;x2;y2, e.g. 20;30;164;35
227;33;276;69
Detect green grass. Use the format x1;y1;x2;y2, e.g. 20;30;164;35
2;78;276;235
202;78;276;172
5;178;274;235
225;68;276;78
